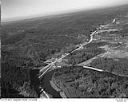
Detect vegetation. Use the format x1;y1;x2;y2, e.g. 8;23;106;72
1;5;128;97
67;47;105;65
89;58;128;76
1;46;40;97
52;66;128;98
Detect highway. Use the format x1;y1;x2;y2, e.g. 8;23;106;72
38;26;100;98
38;23;116;78
39;26;100;78
83;66;103;72
39;18;128;98
39;18;124;79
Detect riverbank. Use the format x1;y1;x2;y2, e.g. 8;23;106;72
39;17;127;98
50;80;67;98
40;70;61;98
39;23;103;98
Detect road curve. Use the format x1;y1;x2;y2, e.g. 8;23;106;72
39;25;100;78
39;18;128;98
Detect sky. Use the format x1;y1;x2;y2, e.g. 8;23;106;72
2;0;128;21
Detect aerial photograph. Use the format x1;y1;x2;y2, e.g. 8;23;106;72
1;0;128;99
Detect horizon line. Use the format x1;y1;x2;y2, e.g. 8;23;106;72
1;4;127;24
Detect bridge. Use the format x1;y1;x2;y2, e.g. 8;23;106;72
38;18;128;98
38;53;70;79
38;24;103;79
38;18;123;79
38;28;99;79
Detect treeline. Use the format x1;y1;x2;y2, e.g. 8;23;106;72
67;47;105;65
1;45;40;97
120;24;128;37
90;58;128;76
109;24;128;37
86;42;109;48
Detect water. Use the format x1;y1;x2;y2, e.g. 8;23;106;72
30;69;40;97
40;70;61;98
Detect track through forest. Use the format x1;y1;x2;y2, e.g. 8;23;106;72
39;18;128;98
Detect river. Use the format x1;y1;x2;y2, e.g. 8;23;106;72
40;70;61;98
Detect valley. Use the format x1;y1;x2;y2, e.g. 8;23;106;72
1;5;128;98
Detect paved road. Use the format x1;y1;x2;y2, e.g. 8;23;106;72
38;26;100;98
39;18;128;98
39;17;126;79
39;22;119;78
40;88;50;98
83;66;104;72
39;26;101;78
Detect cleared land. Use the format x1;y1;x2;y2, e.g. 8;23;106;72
1;5;128;98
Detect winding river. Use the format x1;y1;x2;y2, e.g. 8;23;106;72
40;70;61;98
39;19;120;98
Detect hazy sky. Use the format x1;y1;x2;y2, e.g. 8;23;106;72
2;0;128;21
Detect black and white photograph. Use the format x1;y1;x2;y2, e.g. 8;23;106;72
1;0;128;100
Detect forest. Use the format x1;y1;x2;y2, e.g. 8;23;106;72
89;58;128;76
52;66;128;98
1;5;128;97
66;47;105;65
